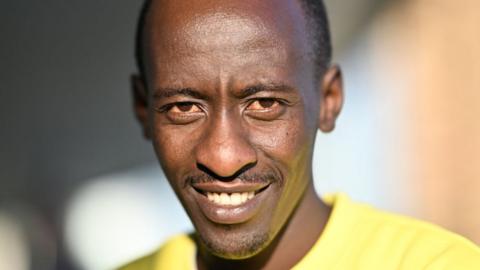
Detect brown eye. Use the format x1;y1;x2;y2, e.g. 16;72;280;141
177;103;193;112
247;99;278;110
170;102;202;113
245;98;287;121
259;99;275;108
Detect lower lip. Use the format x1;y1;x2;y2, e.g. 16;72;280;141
191;185;271;225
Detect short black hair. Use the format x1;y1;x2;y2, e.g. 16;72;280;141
135;0;332;78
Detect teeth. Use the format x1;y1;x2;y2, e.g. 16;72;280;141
241;192;248;202
206;191;255;206
231;193;241;205
213;193;220;204
220;193;230;205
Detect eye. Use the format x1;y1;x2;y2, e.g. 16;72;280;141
155;102;204;124
246;98;279;111
169;102;202;113
245;98;287;121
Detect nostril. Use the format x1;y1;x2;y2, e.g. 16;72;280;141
196;161;257;181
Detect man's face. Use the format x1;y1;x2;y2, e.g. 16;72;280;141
136;0;338;259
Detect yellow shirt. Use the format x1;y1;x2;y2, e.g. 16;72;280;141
119;194;480;269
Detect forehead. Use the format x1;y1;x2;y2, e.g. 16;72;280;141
144;0;313;86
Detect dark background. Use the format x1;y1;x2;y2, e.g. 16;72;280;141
1;1;154;268
1;0;153;212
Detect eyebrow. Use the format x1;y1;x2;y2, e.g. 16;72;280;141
236;83;296;98
153;83;295;100
153;87;208;100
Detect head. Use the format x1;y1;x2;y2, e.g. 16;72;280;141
132;0;343;260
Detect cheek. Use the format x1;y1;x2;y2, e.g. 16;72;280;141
249;108;315;228
249;109;313;165
151;123;199;180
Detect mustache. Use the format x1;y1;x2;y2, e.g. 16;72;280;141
185;169;281;186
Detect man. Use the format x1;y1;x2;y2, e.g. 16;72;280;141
121;0;480;269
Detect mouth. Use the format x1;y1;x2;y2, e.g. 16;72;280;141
190;180;272;224
195;183;269;206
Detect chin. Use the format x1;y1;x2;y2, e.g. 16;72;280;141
197;227;271;259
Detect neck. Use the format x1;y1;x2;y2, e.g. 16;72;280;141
196;182;331;270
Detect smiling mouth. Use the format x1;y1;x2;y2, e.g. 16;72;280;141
195;185;269;206
190;181;272;224
192;179;271;206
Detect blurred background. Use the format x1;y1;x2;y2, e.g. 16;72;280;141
0;0;479;269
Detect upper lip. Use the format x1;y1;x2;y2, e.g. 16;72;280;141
191;179;270;194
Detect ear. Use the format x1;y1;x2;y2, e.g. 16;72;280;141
318;65;344;132
131;74;151;139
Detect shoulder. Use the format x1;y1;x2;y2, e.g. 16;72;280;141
340;195;480;268
117;234;196;270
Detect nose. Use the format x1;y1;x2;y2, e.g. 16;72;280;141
194;112;257;179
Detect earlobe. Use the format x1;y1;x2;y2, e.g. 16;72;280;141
131;74;151;139
318;65;344;133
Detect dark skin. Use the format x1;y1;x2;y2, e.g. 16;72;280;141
132;0;343;269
